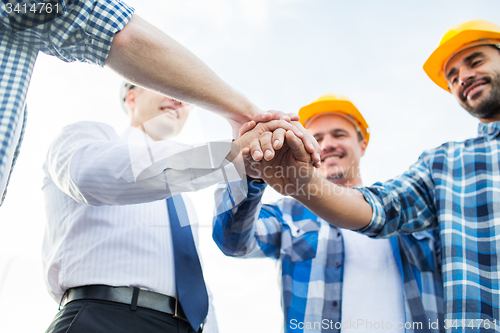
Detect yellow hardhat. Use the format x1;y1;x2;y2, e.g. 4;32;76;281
423;19;500;92
298;94;370;144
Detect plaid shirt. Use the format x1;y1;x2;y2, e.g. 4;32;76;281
0;0;134;205
213;180;444;333
357;121;500;332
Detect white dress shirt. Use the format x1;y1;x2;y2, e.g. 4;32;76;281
42;121;239;332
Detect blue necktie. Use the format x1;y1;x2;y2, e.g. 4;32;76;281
167;195;209;331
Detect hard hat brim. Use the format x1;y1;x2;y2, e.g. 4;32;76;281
423;30;500;92
298;100;370;144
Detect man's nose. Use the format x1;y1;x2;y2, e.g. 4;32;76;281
320;134;337;152
458;66;477;86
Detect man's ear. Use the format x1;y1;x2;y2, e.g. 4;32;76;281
125;89;138;114
359;139;368;157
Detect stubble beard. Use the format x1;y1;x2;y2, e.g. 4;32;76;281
462;73;500;120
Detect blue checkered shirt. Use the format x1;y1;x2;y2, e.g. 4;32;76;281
357;121;500;332
0;0;134;205
213;180;444;333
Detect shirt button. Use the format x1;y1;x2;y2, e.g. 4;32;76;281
336;262;342;268
332;301;338;307
337;232;341;237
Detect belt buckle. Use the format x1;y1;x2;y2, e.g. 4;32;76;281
173;298;190;323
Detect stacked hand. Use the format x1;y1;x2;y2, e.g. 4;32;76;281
233;110;319;196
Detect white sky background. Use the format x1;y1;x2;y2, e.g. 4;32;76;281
1;0;500;332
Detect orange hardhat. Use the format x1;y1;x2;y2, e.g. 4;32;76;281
298;94;370;144
423;19;500;92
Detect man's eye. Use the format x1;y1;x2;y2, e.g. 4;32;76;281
472;60;482;67
451;77;458;85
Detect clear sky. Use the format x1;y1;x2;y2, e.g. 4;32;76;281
1;0;500;332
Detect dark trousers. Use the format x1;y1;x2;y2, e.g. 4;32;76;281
45;300;199;333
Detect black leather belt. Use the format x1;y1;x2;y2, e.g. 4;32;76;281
62;285;188;323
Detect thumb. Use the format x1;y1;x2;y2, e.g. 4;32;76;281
286;130;311;163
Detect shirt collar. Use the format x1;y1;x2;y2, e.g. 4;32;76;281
477;121;500;141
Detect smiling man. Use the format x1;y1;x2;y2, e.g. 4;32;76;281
445;45;500;120
237;20;500;332
41;82;311;333
212;94;443;333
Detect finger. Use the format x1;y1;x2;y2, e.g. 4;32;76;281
266;110;292;122
260;120;304;139
285;130;311;163
252;112;273;123
287;113;300;121
242;147;250;156
239;120;257;137
264;120;320;165
249;138;264;161
279;113;291;122
271;128;286;150
290;121;321;165
259;132;275;161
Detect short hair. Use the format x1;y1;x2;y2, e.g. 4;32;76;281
356;130;364;142
120;82;136;115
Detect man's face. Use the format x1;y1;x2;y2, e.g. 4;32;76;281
445;45;500;121
127;88;191;140
307;114;367;186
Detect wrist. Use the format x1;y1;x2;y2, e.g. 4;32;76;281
291;173;324;201
228;105;263;127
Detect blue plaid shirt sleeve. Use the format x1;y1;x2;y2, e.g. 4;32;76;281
356;151;439;238
213;180;283;259
0;0;133;205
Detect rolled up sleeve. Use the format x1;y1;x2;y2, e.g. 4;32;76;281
355;151;438;238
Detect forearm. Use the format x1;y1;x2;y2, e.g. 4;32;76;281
46;124;209;206
51;141;170;206
105;15;261;126
292;173;373;230
213;182;266;256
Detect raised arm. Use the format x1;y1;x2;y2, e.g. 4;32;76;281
213;180;283;259
247;132;438;236
106;15;261;130
45;122;181;205
45;122;244;205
